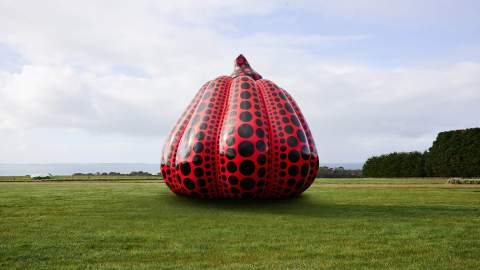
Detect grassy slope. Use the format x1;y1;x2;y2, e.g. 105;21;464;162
0;180;479;269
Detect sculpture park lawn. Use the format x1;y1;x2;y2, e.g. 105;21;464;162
0;178;479;269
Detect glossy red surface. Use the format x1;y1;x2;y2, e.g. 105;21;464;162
160;55;319;199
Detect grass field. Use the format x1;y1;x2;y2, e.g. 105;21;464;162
1;177;479;269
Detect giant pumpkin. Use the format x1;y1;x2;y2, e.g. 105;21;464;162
160;55;319;199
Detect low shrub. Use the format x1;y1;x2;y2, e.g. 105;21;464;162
447;178;480;184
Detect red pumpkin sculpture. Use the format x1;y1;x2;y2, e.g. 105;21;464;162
160;55;319;199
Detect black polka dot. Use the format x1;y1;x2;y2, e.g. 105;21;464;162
227;162;237;173
282;117;289;123
228;176;238;185
287;136;298;147
301;164;309;177
285;125;294;134
240;101;251;110
184;178;195;190
256;128;265;138
288;165;299;176
288;150;300;162
291;115;301;126
195;132;205;141
287;179;296;187
226;137;235;146
280;162;287;169
257;155;266;165
197;103;206;112
180;162;191;175
256;119;263;126
285;103;294;113
240;178;254;190
238;141;254;157
297;130;306;143
192;155;202;166
238;124;253;138
241;82;250;89
193;142;204;153
240;91;251;99
194;168;204;177
198;179;206;187
226;148;236;159
301;146;310;160
239;111;252;122
256;141;266;151
257;168;266;177
230;187;240;194
239;160;255;176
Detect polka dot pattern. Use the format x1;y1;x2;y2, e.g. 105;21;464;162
282;90;320;192
160;55;319;199
256;79;315;198
218;76;269;199
174;76;231;198
160;81;209;196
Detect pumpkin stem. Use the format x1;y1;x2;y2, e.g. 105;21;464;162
232;54;262;80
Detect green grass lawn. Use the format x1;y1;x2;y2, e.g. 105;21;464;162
1;179;479;269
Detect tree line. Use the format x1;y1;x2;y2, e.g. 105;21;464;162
363;128;480;177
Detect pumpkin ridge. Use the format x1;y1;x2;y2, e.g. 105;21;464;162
256;79;313;198
255;80;274;199
282;90;319;192
256;79;282;198
213;77;233;198
161;81;209;165
174;76;231;198
278;87;315;193
161;81;210;195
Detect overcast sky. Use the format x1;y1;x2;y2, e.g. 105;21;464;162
0;0;479;164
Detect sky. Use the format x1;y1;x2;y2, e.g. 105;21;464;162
0;0;479;164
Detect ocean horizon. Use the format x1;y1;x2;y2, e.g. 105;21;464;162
0;162;364;176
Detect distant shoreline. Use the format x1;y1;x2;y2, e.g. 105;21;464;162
0;162;364;176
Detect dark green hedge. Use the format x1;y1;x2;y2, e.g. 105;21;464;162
425;128;480;177
363;128;480;177
362;152;426;177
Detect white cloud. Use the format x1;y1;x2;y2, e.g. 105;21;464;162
0;1;479;163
